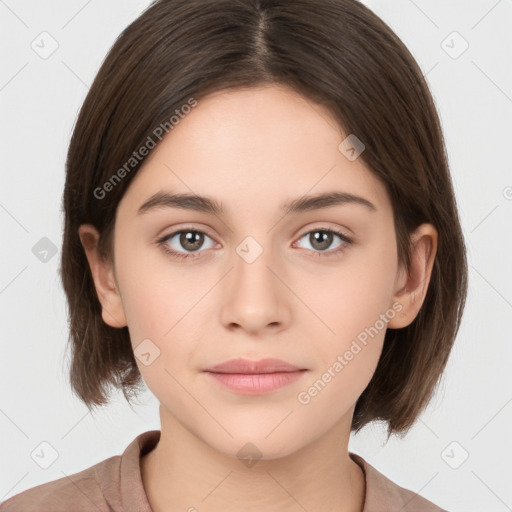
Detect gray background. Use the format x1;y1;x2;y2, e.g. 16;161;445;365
1;1;511;510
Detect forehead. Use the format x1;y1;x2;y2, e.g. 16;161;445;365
117;84;390;220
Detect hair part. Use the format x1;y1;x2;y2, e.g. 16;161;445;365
60;0;468;436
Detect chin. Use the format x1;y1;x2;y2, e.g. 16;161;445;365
202;429;308;463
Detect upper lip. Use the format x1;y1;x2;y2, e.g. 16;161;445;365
204;358;305;374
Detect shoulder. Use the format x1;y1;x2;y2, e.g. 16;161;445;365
0;430;159;512
350;452;449;512
0;452;121;512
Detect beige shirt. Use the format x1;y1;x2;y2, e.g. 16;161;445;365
0;430;447;511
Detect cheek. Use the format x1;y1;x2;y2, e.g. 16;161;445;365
302;237;397;394
120;273;201;401
297;282;390;418
115;240;205;336
115;251;210;382
309;241;398;342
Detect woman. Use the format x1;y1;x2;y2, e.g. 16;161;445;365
0;1;467;510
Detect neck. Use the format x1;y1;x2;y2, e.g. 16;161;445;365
141;408;366;512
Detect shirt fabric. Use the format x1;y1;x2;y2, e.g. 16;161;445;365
0;429;448;512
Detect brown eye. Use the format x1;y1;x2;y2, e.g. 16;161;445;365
295;228;353;256
158;229;216;260
309;231;334;251
178;231;205;252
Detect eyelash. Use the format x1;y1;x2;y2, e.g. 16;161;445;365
156;226;353;262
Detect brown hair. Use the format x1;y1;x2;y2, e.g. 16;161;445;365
60;0;468;436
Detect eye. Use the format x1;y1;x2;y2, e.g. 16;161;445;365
157;228;216;260
294;228;353;256
157;226;353;262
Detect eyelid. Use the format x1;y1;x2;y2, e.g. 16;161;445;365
156;222;354;263
293;225;354;250
156;223;353;245
296;222;353;239
156;223;218;242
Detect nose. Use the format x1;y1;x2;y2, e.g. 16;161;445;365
219;243;291;335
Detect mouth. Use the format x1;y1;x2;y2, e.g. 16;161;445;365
203;358;308;395
203;357;306;374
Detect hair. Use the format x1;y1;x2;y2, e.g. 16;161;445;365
60;0;468;437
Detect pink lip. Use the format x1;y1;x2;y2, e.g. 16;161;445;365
204;358;304;374
203;358;307;395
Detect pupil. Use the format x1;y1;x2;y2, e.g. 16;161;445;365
181;231;203;251
311;231;331;251
177;231;333;253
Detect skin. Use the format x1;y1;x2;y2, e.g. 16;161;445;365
79;84;437;512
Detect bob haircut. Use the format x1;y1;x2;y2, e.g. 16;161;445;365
60;0;468;437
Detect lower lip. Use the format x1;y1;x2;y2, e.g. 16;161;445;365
204;370;307;394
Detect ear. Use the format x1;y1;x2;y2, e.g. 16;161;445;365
78;224;127;328
387;223;438;329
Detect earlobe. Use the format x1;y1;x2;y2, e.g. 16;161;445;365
387;223;438;329
78;224;127;328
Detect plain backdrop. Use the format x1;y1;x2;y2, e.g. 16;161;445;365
1;1;511;510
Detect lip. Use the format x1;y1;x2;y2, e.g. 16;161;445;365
205;371;307;394
203;358;308;395
203;358;305;374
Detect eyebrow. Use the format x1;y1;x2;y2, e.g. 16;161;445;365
137;190;377;216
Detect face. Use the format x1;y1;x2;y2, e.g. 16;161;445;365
85;84;421;460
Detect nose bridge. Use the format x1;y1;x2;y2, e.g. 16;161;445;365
219;233;289;332
233;233;279;303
